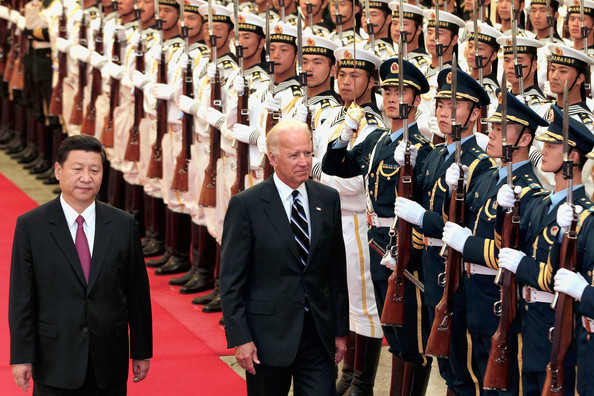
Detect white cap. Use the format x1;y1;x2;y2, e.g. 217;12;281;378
423;9;465;31
302;34;340;58
198;4;233;23
388;2;424;20
334;46;383;72
547;43;594;70
464;21;503;47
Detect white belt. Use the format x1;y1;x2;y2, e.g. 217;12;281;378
424;237;443;247
366;211;394;228
522;286;554;304
583;316;594;333
465;262;498;276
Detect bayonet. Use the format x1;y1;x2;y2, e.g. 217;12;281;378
335;0;342;42
365;0;374;51
452;54;461;165
279;0;285;23
352;0;357;105
306;0;313;29
511;0;524;99
473;0;482;87
547;0;553;44
435;0;443;71
297;16;309;122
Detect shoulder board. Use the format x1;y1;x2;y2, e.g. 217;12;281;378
222;59;234;69
435;142;446;148
470;147;490;160
291;85;302;96
170;42;182;49
252;71;262;80
534;191;551;198
529;182;541;190
411;132;430;145
377;42;386;50
579;196;593;207
365;112;378;125
199;45;210;55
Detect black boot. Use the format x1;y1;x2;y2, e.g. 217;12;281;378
143;197;165;257
146;209;174;268
337;332;356;395
344;335;383;396
178;224;216;293
125;183;145;238
201;246;221;312
155;211;191;275
389;355;406;396
193;279;219;305
142;193;154;249
169;267;198;286
402;362;432;396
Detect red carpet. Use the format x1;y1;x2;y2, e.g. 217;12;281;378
0;172;245;395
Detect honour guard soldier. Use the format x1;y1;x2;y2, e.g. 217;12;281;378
271;0;299;25
442;89;549;395
395;68;496;396
498;106;594;396
389;2;429;76
497;0;530;36
299;0;333;37
312;45;384;394
329;0;363;46
566;0;594;53
322;58;433;396
360;0;396;60
528;0;565;43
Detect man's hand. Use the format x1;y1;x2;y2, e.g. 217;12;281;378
132;359;150;383
235;342;260;375
12;363;32;392
334;336;347;366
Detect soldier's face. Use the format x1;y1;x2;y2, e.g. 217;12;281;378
361;9;391;36
529;4;552;31
541;142;564;172
435;98;476;135
299;0;326;18
503;54;534;84
183;13;203;39
55;150;103;212
273;0;295;10
118;0;134;16
268;128;313;189
391;18;419;45
336;68;373;102
383;86;418;119
426;27;453;57
330;0;357;24
465;40;497;69
548;63;583;94
302;55;335;88
159;5;179;30
270;43;297;75
206;22;232;50
238;32;264;58
139;0;155;22
487;123;524;158
497;0;521;21
568;14;594;40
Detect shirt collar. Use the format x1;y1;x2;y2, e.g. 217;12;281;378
60;194;96;228
498;160;531;183
549;184;584;212
446;135;474;157
389;121;417;142
273;173;308;202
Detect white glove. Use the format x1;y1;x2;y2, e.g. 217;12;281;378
442;222;472;253
394;197;426;226
9;9;19;24
257;134;267;155
0;6;10;20
104;62;124;80
557;204;583;233
17;15;25;31
296;104;308;123
90;51;107;68
132;70;150;90
53;1;63;16
232;123;257;144
196;124;210;139
56;37;71;53
207;63;218;80
394;141;418;167
233;75;245;94
178;53;189;70
380;250;396;271
206;107;225;128
543;81;555;100
152;44;162;57
75;44;91;62
130;33;140;50
340;124;354;143
554;268;589;300
497;184;522;209
153;83;174;100
265;92;281;113
429;116;443;138
498;247;526;274
178;94;199;115
445;163;469;192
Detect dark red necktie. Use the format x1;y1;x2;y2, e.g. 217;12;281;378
75;215;91;283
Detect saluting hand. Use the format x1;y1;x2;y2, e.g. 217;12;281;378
235;342;260;375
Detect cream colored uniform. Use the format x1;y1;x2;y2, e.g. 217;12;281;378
312;103;385;338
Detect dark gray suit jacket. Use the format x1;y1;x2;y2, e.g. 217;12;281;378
9;197;153;389
220;177;349;367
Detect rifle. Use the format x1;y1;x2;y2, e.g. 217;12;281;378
483;77;520;391
511;0;524;100
580;0;592;99
49;0;67;116
147;0;165;178
81;3;103;135
542;83;577;396
297;17;311;130
305;0;313;29
365;0;375;51
3;0;18;85
100;0;121;147
10;0;26;91
0;0;8;75
334;0;342;42
124;0;144;161
230;2;248;196
171;0;191;191
261;4;277;179
70;1;87;125
198;0;221;206
472;2;487;135
426;56;465;358
431;0;445;145
381;3;412;326
279;0;285;22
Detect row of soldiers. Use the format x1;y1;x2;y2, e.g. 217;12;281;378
2;0;594;395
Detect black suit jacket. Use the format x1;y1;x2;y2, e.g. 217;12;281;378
9;197;153;390
220;177;349;367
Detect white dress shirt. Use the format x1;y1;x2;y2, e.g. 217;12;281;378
60;195;96;256
273;173;312;237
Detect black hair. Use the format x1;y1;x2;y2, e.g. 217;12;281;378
56;135;107;166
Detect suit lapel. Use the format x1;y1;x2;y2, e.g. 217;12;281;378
48;198;87;288
86;202;112;295
261;178;301;264
305;181;322;268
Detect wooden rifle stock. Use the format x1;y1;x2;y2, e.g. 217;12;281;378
10;8;26;91
147;48;167;179
230;78;249;196
70;20;87;125
0;9;7;75
542;222;578;396
81;25;103;135
483;202;520;391
381;150;414;327
100;29;121;148
124;36;145;162
426;173;465;358
171;60;193;192
263;111;278;179
3;0;18;84
49;8;67;116
198;65;221;207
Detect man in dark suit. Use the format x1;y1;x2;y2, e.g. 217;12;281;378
9;135;153;394
220;120;349;395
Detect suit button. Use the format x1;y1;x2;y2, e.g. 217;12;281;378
524;306;529;311
83;327;89;333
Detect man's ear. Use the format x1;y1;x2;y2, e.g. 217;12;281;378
54;162;62;181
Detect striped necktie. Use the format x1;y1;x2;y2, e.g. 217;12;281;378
291;190;309;266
